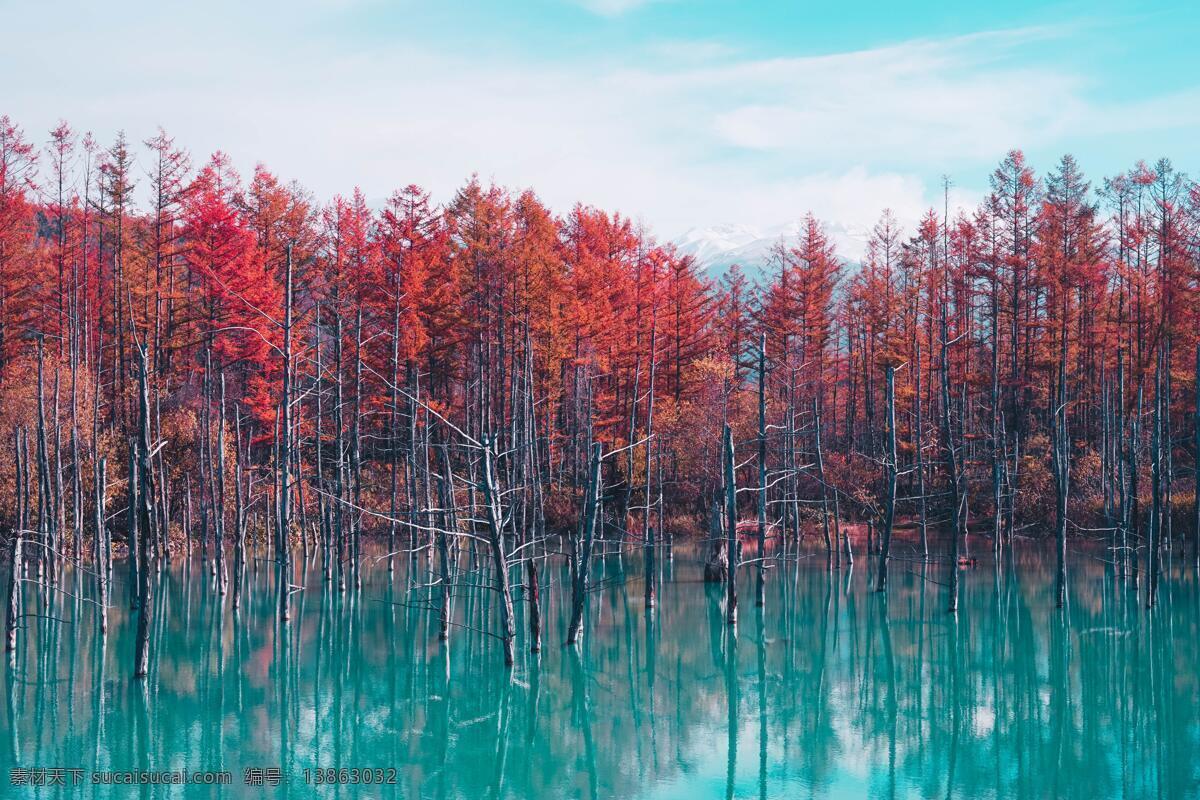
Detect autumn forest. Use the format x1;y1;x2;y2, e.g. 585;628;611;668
0;111;1197;677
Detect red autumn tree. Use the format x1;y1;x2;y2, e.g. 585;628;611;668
182;152;282;425
715;263;753;383
0;116;38;373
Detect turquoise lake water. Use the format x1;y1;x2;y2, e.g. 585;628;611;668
3;543;1198;798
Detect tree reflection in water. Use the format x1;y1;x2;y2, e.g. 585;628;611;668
1;543;1197;799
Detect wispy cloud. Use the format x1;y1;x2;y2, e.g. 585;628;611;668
1;5;1193;246
572;0;664;17
618;27;1098;162
645;38;739;62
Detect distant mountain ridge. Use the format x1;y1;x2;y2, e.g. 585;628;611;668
674;220;869;284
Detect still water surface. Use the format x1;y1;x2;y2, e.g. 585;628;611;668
3;544;1199;798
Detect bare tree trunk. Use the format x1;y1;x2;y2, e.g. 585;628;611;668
520;332;541;654
389;293;401;577
1148;346;1163;608
184;475;193;558
915;340;928;559
233;408;247;611
5;525;19;657
940;304;962;614
215;373;228;594
14;428;24;564
755;334;767;607
277;245;294;622
435;434;456;642
481;435;516;666
1052;355;1070;609
989;281;1004;560
350;308;364;590
133;344;156;679
1164;338;1174;557
1194;344;1199;570
567;442;602;647
813;400;838;568
723;424;738;626
643;322;658;613
94;456;108;634
155;392;169;565
876;365;897;592
314;306;330;579
1131;384;1143;588
52;369;64;562
334;311;347;594
200;350;212;569
1108;350;1118;575
127;444;139;610
35;337;56;592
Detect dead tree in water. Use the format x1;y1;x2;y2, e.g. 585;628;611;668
812;399;840;569
350;308;364;590
4;531;18;658
939;289;963;614
518;333;544;654
876;364;898;592
313;305;330;579
434;434;457;642
703;498;727;583
199;350;213;568
215;373;228;595
723;424;738;626
1051;331;1070;609
14;429;25;563
127;444;139;610
277;244;294;623
914;340;929;558
988;260;1004;561
480;434;517;666
1115;351;1128;579
332;310;348;594
133;344;157;680
94;456;108;634
1148;347;1164;608
1163;339;1174;563
387;293;401;579
812;401;832;565
1129;384;1144;586
35;336;55;592
567;442;602;647
643;322;658;613
1195;344;1200;570
232;409;248;611
755;334;767;608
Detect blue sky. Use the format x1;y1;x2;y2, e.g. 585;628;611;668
3;0;1199;252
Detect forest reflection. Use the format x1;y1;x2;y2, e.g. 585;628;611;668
3;543;1198;799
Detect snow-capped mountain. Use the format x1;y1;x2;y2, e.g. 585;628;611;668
675;220;869;284
673;223;762;268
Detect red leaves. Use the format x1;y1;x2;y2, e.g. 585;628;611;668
760;213;840;387
0;116;39;368
378;185;450;365
183;154;282;424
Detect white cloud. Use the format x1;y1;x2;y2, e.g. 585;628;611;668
610;27;1098;163
0;7;1191;247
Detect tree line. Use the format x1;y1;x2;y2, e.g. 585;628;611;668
1;114;1197;670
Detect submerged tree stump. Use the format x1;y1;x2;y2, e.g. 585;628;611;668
704;542;728;583
704;502;728;583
